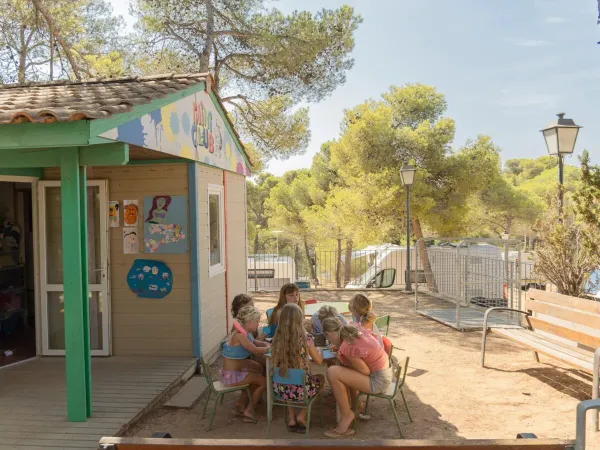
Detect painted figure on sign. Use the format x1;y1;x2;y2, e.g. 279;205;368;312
109;203;119;224
145;196;172;224
124;204;139;226
123;231;138;254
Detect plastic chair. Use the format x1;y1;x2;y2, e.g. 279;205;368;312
199;358;254;431
266;367;323;437
352;357;412;438
375;315;391;336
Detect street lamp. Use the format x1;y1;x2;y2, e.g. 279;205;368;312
272;230;283;256
540;112;582;211
400;164;416;292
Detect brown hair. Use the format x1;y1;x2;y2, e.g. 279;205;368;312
350;294;376;325
269;283;305;325
271;304;308;376
317;305;339;323
231;294;253;319
322;318;361;344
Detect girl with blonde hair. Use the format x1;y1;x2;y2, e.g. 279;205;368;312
220;306;269;423
322;318;391;438
271;303;325;433
348;294;392;355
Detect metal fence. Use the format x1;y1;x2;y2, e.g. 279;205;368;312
247;245;413;292
414;238;526;331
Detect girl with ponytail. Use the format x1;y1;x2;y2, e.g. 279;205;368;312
322;318;391;438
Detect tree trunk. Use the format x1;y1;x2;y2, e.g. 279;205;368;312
253;233;259;255
199;0;214;73
31;0;82;81
18;26;26;84
344;239;353;286
412;217;438;293
335;238;342;288
49;33;53;81
303;238;317;281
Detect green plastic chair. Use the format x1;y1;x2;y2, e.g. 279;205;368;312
375;314;391;336
199;358;254;431
266;367;323;437
353;357;412;438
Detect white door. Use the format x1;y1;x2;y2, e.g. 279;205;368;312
38;180;111;356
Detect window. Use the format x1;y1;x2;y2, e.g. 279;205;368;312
370;268;396;289
208;185;225;276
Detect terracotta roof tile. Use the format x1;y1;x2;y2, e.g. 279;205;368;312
0;73;208;124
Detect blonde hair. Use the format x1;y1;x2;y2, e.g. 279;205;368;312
350;294;376;324
318;305;339;323
236;305;261;325
322;318;361;345
231;294;253;319
269;283;305;325
271;304;308;376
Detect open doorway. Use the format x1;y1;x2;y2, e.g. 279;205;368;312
0;180;35;368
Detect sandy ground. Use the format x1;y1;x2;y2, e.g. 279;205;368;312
125;291;600;444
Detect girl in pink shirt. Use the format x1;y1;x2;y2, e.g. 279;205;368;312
322;318;391;438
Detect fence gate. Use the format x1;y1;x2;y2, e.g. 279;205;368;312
414;238;523;331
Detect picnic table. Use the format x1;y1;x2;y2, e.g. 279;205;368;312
304;301;350;317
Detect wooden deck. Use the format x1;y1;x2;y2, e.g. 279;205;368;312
0;356;196;450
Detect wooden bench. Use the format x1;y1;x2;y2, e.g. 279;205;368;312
481;289;600;426
98;437;575;450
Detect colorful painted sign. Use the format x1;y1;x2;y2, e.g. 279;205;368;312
126;259;173;299
123;200;139;226
143;195;187;254
100;91;251;176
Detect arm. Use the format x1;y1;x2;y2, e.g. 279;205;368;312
308;341;324;365
344;354;371;376
253;338;270;348
237;334;269;355
271;309;281;326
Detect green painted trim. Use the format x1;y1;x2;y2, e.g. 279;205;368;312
80;143;129;166
208;92;252;171
0;121;90;149
0;167;42;178
59;149;90;422
89;81;207;138
0;147;71;168
87;135;116;145
79;165;92;417
126;158;188;166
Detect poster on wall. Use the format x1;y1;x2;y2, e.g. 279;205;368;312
123;228;139;254
123;200;139;227
143;195;187;254
126;259;173;299
109;201;119;227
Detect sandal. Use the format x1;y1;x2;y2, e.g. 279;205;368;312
296;423;307;434
287;422;297;432
324;428;356;438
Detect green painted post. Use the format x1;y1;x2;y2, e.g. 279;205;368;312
79;165;92;417
59;149;88;422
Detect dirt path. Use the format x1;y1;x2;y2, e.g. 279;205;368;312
125;291;599;444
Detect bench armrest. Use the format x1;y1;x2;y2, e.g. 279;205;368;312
483;307;531;331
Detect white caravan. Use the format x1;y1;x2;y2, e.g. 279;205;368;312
247;254;296;291
345;244;417;289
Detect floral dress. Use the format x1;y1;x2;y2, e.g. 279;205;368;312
272;336;321;402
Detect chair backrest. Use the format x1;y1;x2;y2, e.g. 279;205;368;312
271;368;307;402
526;289;600;349
389;357;409;398
375;315;391;336
304;299;317;305
199;358;216;391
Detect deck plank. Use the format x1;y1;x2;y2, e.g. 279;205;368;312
0;356;195;449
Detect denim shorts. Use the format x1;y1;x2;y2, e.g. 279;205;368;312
369;367;392;394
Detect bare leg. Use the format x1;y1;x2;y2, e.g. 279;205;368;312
327;366;371;433
225;373;266;422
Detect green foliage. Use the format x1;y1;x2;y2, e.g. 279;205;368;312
131;0;362;160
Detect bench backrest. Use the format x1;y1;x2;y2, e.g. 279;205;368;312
98;438;574;450
525;289;600;350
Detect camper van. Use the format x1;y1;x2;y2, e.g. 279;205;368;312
247;254;296;291
345;244;417;289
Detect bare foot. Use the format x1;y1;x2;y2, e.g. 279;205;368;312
334;410;355;433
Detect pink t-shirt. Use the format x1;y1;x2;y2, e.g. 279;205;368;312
338;331;389;373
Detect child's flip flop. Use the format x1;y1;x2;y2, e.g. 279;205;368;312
324;428;356;438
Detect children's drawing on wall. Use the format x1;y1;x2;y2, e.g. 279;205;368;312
143;195;187;254
109;201;119;227
123;228;139;254
126;259;173;299
123;200;139;226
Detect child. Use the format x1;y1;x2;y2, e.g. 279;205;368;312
308;305;347;346
271;303;325;433
231;293;254;320
220;306;269;423
348;294;392;355
264;283;305;338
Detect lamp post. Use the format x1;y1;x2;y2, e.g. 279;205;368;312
540;112;582;213
272;230;283;256
400;164;416;292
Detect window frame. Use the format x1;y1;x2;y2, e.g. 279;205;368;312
207;184;226;277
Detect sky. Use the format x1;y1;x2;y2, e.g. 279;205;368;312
109;0;600;176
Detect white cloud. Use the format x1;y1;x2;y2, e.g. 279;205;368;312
545;16;567;24
508;39;551;47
